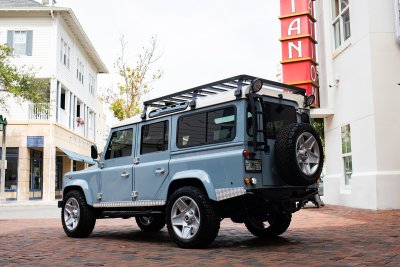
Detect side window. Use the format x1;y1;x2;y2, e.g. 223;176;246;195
177;107;236;148
207;108;236;143
104;128;133;160
177;113;206;147
140;121;169;154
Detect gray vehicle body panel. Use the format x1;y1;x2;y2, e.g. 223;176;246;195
62;96;306;206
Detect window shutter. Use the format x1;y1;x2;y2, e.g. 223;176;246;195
26;30;33;56
7;31;14;55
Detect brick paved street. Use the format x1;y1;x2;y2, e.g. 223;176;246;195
0;205;399;266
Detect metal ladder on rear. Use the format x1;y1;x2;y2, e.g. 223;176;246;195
248;93;270;153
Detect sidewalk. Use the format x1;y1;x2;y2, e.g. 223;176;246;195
0;200;58;207
0;200;59;219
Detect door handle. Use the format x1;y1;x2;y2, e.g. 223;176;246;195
154;168;165;175
121;172;130;178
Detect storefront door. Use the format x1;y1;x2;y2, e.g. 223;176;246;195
55;156;63;199
29;150;43;200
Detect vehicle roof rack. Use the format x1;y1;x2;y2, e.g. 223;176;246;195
141;74;306;119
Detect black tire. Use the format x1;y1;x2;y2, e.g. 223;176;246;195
61;190;96;238
166;186;220;249
135;216;165;232
244;212;292;238
275;123;324;186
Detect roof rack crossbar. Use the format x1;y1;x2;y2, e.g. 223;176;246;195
199;89;218;95
208;86;228;92
186;92;208;97
167;96;191;102
218;83;237;89
142;75;306;119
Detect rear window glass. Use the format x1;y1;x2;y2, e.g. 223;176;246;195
177;107;236;148
247;102;296;139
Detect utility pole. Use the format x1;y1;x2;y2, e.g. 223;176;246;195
0;115;8;203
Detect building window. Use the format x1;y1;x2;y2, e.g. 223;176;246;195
89;73;95;95
60;88;66;110
341;124;352;185
88;110;94;130
60;38;70;68
0;148;19;193
332;0;351;49
76;103;81;118
7;30;33;56
140;121;169;155
77;59;84;84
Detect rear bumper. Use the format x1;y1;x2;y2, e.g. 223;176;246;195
247;186;318;200
246;187;319;212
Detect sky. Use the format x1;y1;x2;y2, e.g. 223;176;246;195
57;0;282;102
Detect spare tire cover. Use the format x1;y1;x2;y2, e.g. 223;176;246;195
274;123;324;186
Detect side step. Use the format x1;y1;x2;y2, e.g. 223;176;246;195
99;210;164;219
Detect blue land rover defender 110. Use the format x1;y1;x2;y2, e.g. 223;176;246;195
59;75;323;248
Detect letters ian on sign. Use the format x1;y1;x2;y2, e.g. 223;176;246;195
279;0;319;107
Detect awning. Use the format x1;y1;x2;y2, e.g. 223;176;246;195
59;147;95;165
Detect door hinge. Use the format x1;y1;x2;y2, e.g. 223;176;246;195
133;157;140;165
132;191;138;201
97;193;103;200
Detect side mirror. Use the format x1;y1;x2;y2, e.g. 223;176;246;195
90;145;98;160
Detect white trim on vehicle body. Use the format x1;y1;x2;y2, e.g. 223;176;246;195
93;200;166;208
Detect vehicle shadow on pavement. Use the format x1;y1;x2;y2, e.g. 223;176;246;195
89;224;297;249
91;229;172;245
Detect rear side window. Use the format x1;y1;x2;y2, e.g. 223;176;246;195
247;102;297;139
105;128;133;160
141;121;169;154
177;107;236;148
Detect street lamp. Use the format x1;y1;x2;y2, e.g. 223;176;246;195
0;115;8;203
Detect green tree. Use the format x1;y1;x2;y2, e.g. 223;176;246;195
0;45;49;110
103;37;163;121
312;118;325;148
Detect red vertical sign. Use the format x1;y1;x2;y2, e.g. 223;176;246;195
279;0;319;107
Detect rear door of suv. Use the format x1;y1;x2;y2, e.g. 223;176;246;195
134;117;171;200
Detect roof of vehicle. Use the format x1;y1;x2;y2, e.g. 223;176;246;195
112;74;307;129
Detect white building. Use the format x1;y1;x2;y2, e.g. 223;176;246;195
0;0;108;201
313;0;400;209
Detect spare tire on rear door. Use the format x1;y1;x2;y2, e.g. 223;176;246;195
274;123;324;186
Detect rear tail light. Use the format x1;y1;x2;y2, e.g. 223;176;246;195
243;150;249;158
244;177;257;185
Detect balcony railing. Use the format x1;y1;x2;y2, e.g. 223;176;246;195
29;103;49;120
